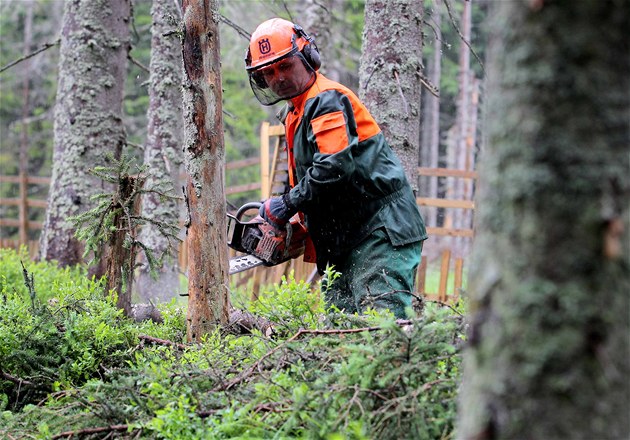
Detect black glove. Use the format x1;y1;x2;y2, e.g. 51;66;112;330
259;195;296;229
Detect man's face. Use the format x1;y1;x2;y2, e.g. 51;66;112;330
259;55;313;99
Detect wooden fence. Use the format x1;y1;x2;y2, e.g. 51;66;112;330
0;123;476;303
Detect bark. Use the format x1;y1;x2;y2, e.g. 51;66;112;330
39;0;130;267
458;1;630;439
182;0;229;342
104;175;142;317
358;0;424;191
137;0;184;303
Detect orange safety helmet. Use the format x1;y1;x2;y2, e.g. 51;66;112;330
245;18;321;105
245;18;321;71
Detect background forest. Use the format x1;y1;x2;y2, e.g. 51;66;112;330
0;0;486;239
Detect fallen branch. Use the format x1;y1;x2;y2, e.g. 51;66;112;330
51;424;131;439
422;378;453;391
137;334;187;350
218;320;413;392
227;308;275;337
1;371;34;386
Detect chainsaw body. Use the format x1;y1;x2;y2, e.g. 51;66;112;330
227;202;308;273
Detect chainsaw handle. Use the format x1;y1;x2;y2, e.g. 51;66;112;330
235;202;262;221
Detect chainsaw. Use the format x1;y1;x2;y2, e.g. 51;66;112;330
227;202;309;275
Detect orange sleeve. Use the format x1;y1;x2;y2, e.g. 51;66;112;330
310;111;349;154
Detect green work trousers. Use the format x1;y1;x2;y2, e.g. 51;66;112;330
323;228;423;318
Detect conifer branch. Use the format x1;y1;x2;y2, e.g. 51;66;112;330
0;38;60;73
219;320;414;392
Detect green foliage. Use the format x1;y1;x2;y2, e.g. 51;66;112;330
1;252;464;439
0;248;185;414
0;247;93;303
71;155;180;276
249;272;325;333
145;394;212;439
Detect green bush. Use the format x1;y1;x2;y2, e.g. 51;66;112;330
0;248;186;412
0;247;92;303
1;249;464;439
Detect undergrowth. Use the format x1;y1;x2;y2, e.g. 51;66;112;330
1;247;465;439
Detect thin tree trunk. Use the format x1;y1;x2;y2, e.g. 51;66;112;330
19;1;34;247
182;0;229;342
458;1;630;439
358;0;424;191
104;175;142;317
460;76;479;255
420;0;442;228
137;0;183;303
39;0;130;267
452;0;472;256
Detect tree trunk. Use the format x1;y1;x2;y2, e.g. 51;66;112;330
420;0;442;228
303;0;334;79
182;0;229;342
104;175;142;317
358;0;423;191
445;0;472;256
39;0;130;267
458;1;630;439
137;0;184;303
19;1;34;247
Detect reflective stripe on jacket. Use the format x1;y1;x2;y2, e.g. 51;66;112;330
281;73;427;268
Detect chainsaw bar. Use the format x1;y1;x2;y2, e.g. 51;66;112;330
229;254;265;275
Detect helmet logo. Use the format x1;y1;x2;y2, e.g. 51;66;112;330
258;38;271;55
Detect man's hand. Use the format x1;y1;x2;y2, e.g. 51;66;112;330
259;195;296;229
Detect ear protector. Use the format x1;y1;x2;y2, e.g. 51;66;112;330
292;24;321;71
244;23;321;72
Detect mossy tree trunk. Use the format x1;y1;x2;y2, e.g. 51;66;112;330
137;0;184;303
182;0;229;342
39;0;130;267
358;0;423;192
458;1;630;439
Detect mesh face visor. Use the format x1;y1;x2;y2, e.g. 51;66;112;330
246;52;316;106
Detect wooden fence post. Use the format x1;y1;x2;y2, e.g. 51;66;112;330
18;170;28;246
438;249;451;302
260;121;271;199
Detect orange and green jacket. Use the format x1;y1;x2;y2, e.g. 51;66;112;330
281;73;427;269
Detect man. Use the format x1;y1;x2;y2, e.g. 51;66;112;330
245;18;427;318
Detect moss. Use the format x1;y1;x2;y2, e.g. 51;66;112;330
459;1;629;438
